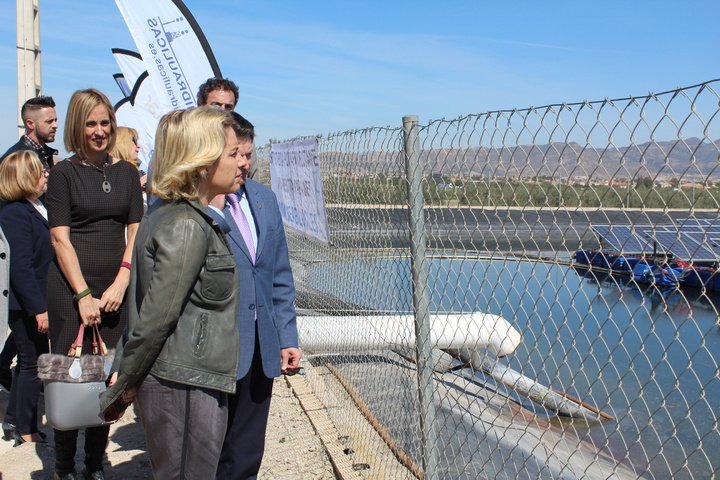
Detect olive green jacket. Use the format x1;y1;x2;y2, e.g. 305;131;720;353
100;199;239;411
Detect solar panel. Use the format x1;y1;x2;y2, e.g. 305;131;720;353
591;219;720;263
708;236;720;248
648;230;720;263
676;218;720;236
681;232;720;262
591;225;653;254
653;231;696;261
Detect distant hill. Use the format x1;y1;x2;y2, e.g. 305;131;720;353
325;138;720;182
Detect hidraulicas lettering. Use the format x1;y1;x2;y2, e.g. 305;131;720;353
146;17;194;109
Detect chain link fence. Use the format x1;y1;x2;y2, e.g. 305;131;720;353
256;79;720;479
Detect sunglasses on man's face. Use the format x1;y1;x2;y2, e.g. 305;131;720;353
208;101;235;111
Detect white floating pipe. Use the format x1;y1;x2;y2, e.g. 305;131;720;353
446;348;613;421
297;313;522;357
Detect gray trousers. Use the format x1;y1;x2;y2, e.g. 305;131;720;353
136;374;228;479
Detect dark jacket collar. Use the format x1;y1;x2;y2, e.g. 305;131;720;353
14;198;49;227
1;137;58;168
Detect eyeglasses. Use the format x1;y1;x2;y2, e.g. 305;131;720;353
208;102;235;111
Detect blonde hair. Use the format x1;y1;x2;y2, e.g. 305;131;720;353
109;126;139;167
64;89;117;159
0;150;44;201
151;107;233;201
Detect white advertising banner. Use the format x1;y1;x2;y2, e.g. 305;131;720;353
113;74;132;97
114;73;162;171
114;0;221;112
270;138;329;243
112;48;146;92
112;49;160;170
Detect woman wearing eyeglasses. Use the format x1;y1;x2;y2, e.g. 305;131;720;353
109;126;141;168
0;150;53;447
110;126;147;206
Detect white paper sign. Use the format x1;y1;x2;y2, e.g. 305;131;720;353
270;138;329;243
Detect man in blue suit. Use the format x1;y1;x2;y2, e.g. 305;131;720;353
206;111;302;479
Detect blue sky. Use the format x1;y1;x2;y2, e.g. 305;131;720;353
0;1;718;154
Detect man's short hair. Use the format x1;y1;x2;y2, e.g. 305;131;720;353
197;78;239;107
230;112;255;142
20;95;56;122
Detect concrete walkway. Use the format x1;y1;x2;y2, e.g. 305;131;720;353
0;376;337;479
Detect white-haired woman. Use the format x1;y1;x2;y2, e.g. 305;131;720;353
101;106;242;478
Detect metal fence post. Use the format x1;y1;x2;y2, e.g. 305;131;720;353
402;115;438;480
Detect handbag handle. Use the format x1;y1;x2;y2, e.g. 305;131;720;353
94;325;108;356
68;325;85;357
67;324;108;357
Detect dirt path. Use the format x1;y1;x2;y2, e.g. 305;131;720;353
0;377;335;479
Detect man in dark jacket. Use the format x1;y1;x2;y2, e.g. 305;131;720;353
1;95;58;168
0;95;58;395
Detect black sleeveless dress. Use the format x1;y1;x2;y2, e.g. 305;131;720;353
45;157;143;354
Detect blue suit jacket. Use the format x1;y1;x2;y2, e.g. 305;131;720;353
209;179;298;379
0;200;53;315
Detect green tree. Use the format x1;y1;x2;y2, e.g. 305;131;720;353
634;176;654;189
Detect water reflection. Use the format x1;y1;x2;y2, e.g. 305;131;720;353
305;258;720;478
572;265;720;317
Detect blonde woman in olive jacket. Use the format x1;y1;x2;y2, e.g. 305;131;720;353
101;107;244;479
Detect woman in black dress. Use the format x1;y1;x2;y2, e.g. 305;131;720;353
46;89;143;480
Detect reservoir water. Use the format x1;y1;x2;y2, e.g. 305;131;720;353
305;257;720;478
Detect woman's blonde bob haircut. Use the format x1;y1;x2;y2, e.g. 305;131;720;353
0;150;44;201
151;106;233;201
109;126;139;167
64;88;117;160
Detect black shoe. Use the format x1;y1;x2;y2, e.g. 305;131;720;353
81;469;105;480
1;421;14;441
53;473;78;480
13;430;48;447
0;368;11;391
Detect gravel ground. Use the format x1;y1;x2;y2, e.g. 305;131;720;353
0;376;336;479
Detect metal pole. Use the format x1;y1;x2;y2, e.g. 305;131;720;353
402;115;438;480
16;0;42;136
626;181;630;208
487;172;490;206
557;181;561;208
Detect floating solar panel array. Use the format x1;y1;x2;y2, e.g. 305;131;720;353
591;220;720;263
591;225;655;254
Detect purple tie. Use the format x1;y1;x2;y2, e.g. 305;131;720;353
227;194;255;263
